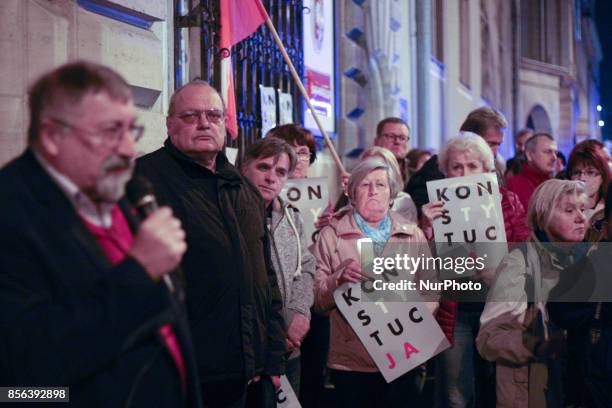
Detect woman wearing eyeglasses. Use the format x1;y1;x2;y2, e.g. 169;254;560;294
267;124;317;179
567;141;611;242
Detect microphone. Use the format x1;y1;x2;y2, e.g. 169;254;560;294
126;176;158;219
126;176;180;297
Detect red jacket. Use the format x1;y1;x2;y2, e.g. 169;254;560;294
436;187;530;343
506;163;551;210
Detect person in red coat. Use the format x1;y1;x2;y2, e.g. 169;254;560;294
506;133;557;210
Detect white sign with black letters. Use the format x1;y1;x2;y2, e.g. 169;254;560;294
280;177;329;245
260;85;277;136
276;375;301;408
334;281;450;383
426;173;508;274
278;91;293;125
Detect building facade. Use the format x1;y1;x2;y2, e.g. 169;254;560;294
0;0;603;178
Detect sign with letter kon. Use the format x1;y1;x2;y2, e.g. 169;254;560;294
281;177;329;245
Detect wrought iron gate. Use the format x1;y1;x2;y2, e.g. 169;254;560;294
175;0;305;152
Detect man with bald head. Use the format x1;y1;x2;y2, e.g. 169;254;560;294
136;80;285;407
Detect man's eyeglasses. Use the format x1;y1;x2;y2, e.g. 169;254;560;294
570;169;601;179
175;109;225;125
52;118;144;149
380;133;409;143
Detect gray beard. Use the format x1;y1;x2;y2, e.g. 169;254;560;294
96;169;133;203
94;156;135;203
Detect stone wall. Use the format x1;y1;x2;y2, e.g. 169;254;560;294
0;0;173;166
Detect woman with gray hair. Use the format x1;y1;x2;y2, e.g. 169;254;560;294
313;158;437;407
421;133;530;408
328;146;419;224
422;133;530;243
477;179;589;407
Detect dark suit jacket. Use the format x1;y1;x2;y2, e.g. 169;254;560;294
0;150;202;407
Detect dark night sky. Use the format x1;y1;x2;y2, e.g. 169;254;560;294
595;1;611;140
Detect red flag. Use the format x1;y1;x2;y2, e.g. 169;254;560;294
220;0;268;139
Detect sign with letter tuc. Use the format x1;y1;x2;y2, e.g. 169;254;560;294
334;237;450;385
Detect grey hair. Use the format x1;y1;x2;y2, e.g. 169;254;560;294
438;132;495;175
526;179;587;234
361;146;404;187
525;133;554;153
347;158;401;204
168;79;225;115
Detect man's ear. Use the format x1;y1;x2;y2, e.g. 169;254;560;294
525;149;533;163
38;120;61;156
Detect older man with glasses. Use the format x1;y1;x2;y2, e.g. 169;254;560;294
136;80;286;407
373;117;412;186
0;61;201;407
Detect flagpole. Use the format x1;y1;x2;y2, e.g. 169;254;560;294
256;5;347;175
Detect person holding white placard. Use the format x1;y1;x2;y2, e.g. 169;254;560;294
420;134;530;408
313;158;437;407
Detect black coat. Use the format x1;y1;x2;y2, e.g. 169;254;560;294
549;242;612;406
0;150;202;408
135;140;286;383
404;154;444;217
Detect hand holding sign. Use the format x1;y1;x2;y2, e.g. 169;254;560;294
421;200;446;238
336;258;368;285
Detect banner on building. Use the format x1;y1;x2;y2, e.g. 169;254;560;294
260;85;277;136
280;177;328;245
303;0;335;134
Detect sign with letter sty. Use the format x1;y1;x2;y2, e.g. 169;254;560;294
426;173;508;277
280;177;329;245
333;239;450;383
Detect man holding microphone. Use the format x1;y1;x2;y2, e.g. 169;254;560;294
0;61;201;407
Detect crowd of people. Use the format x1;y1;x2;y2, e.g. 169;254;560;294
1;61;611;408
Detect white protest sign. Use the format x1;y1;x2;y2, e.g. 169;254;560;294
426;173;508;276
280;177;329;245
334;237;450;383
334;282;449;383
278;91;294;125
260;85;277;136
276;375;301;408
